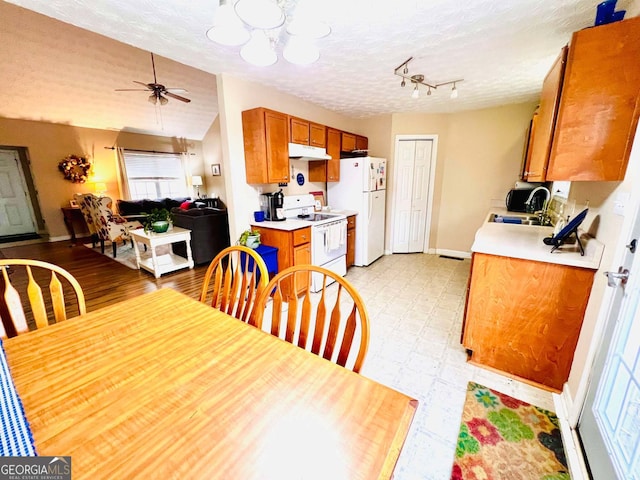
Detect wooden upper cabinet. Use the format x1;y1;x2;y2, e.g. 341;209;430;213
309;127;341;182
290;117;310;145
355;135;368;151
309;123;326;148
242;108;289;184
547;17;640;181
521;107;539;180
290;117;326;148
526;48;566;182
341;132;356;152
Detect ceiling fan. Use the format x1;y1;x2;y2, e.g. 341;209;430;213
116;53;191;105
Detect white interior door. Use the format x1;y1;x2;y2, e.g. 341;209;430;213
578;202;640;479
392;139;433;253
0;148;36;237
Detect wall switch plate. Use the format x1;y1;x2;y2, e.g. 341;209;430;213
613;192;630;216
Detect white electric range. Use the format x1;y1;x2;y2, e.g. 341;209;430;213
282;194;347;292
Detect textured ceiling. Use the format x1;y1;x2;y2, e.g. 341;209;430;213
1;0;637;140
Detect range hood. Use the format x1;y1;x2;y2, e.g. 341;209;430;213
288;143;331;161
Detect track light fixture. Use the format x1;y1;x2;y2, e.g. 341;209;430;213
394;57;463;99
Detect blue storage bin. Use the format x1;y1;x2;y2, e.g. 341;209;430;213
240;244;278;282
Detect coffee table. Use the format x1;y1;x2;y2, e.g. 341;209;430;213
129;226;194;278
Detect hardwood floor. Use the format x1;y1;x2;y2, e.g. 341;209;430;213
0;240;208;329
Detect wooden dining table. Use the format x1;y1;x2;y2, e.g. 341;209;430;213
3;288;417;479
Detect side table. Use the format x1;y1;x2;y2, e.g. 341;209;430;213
129;227;194;278
61;207;88;246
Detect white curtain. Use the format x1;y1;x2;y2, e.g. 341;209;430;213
115;147;131;200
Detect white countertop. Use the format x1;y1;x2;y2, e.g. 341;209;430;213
251;219;312;231
251;210;357;231
472;209;604;270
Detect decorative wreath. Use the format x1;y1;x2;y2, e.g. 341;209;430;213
58;154;91;183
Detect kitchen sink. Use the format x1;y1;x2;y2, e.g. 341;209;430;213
488;213;549;226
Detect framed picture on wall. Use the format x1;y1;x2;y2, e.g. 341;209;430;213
69;199;79;208
211;164;221;176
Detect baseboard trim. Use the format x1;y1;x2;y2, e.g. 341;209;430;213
553;386;589;480
435;248;471;259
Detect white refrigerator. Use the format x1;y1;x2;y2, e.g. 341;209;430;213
327;157;387;266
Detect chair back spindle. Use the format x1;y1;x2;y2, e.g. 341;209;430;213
199;246;269;324
0;259;86;338
253;265;370;373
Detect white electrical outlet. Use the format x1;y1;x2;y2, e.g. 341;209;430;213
613;192;630;216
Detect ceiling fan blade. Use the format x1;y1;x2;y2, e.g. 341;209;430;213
164;91;191;103
165;88;188;93
133;81;152;89
151;53;158;85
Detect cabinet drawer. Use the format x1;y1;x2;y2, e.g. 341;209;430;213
347;215;356;229
292;227;311;246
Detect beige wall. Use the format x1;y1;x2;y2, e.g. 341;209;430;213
216;74;360;242
201;116;228;201
0;117;207;239
384;103;537;255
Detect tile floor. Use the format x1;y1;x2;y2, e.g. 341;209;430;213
344;253;556;480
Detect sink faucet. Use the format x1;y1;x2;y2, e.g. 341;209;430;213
525;186;551;211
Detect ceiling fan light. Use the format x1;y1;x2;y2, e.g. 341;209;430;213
159;95;169;105
207;1;250;46
240;30;277;66
235;0;285;30
148;94;158;105
283;36;320;65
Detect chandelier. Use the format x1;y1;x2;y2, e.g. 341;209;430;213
206;0;330;66
394;57;463;99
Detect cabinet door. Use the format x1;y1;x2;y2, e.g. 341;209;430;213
326;128;341;182
463;253;594;391
346;218;355;267
290;117;309;145
293;242;311;296
309;123;326;148
341;133;356;152
521;108;538;179
265;110;290;183
309;127;341;182
526;47;566;182
355;135;368;151
547;16;640;181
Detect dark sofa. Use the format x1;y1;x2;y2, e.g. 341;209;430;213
171;206;230;265
116;197;231;266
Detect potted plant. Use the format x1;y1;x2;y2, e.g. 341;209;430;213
238;229;261;249
143;208;174;233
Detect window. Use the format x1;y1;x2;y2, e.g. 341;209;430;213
122;151;188;200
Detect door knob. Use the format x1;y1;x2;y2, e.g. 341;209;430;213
604;267;630;287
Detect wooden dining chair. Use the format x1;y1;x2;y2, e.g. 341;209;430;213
0;259;86;337
252;265;370;373
199;246;269;324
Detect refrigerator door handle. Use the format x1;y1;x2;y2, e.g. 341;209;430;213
368;193;373;223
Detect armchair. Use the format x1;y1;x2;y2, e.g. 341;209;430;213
78;194;142;258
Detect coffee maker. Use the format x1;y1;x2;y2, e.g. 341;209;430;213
261;189;285;221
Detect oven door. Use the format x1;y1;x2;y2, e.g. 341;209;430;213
312;220;347;266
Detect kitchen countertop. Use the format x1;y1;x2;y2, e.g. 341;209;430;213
251;210;357;231
472;209;604;270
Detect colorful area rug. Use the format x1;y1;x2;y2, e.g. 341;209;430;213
451;382;569;480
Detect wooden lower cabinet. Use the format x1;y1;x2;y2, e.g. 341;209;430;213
346;215;356;267
462;253;595;391
252;226;311;296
